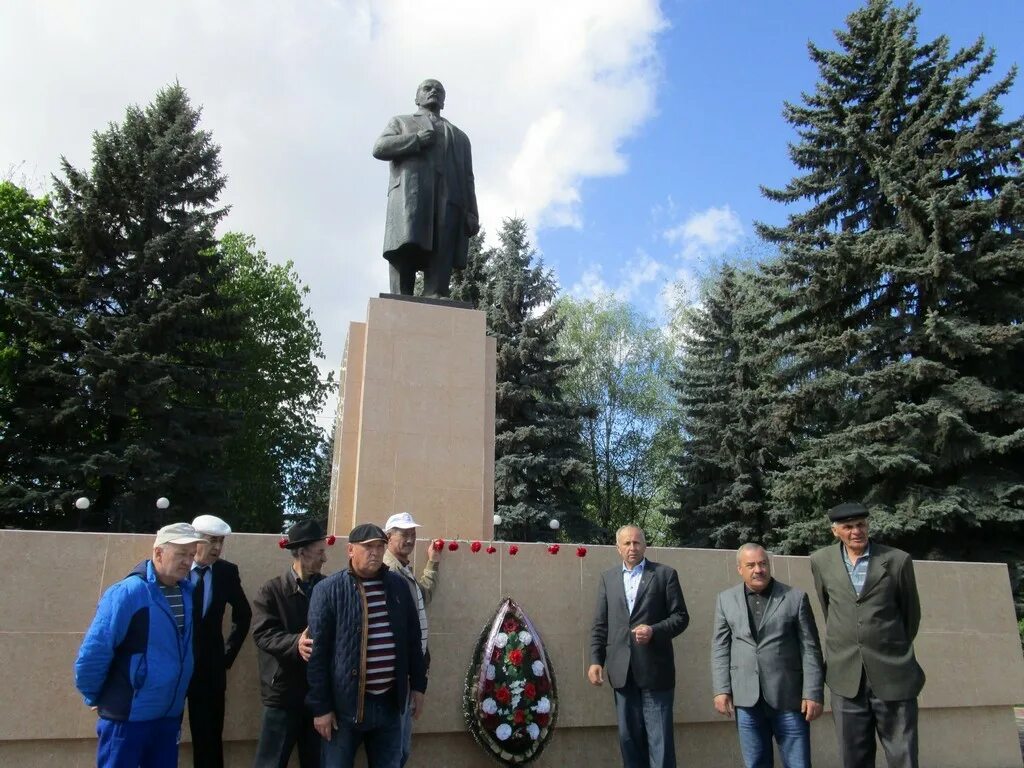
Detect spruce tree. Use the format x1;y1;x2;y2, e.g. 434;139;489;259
40;84;241;531
669;266;779;548
482;218;589;542
758;0;1024;558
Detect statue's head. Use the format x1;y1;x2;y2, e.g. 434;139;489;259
415;79;446;111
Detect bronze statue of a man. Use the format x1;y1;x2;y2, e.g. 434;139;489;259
373;79;480;298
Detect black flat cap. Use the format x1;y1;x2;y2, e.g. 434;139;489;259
285;519;326;549
349;523;387;544
828;502;869;523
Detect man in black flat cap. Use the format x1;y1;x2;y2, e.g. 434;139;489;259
306;523;427;768
252;520;331;768
809;502;925;768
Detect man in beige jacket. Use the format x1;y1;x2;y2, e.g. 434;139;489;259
383;512;441;767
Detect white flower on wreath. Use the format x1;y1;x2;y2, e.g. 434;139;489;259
526;723;540;740
485;664;496;681
518;630;533;645
531;660;545;677
481;698;497;715
510;680;525;693
512;693;521;708
535;697;551;714
494;632;509;649
495;723;512;741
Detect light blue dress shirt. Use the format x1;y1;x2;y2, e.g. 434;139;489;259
622;558;646;614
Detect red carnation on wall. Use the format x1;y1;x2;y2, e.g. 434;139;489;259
278;538;288;549
508;544;519;556
326;535;337;545
471;540;482;552
432;538;445;552
448;540;460;551
486;544;497;554
547;543;560;554
576;546;587;557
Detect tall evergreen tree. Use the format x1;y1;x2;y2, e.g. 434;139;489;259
483;218;589;542
18;84;242;532
757;0;1024;558
449;230;489;307
668;266;780;548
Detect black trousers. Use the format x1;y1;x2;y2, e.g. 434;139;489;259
253;705;320;768
187;678;226;768
832;672;918;768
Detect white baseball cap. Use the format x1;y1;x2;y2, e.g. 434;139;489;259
154;522;205;547
384;512;420;531
191;515;232;537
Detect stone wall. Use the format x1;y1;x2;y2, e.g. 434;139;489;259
1;529;1021;767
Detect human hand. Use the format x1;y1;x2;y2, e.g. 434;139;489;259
713;694;734;717
314;712;337;741
631;624;653;645
587;664;604;686
427;538;442;563
298;628;313;662
416;128;436;148
411;691;426;720
801;699;823;722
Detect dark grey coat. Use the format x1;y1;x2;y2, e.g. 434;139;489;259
590;559;689;690
711;580;824;711
810;541;925;700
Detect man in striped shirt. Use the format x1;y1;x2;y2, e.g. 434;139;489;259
307;523;427;768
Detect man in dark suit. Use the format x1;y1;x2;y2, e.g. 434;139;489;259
373;78;479;298
711;544;824;768
809;502;925;768
589;525;689;768
187;514;252;768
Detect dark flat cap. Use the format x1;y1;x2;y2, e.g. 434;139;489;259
285;519;326;549
828;502;869;523
349;523;387;544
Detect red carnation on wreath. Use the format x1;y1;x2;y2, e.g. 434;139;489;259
491;647;503;662
524;682;537;700
537;677;550;693
503;617;519;633
508;648;523;666
494;686;511;705
513;710;526;725
535;713;550;727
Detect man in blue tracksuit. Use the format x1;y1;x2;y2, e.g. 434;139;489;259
75;522;206;768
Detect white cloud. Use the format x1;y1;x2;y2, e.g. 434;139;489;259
569;266;612;300
663;204;744;260
0;0;666;426
568;249;666;304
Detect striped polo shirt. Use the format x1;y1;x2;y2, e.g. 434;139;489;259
362;578;395;695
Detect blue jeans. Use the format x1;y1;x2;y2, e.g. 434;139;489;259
96;716;180;768
321;693;403;768
397;693;413;767
612;675;676;768
253;705;320;768
735;701;811;768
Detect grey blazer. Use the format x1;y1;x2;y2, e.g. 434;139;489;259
590;559;689;690
809;541;925;700
711;581;824;711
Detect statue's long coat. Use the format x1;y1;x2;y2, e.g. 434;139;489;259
373;109;478;270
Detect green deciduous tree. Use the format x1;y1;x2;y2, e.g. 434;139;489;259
215;233;334;531
757;0;1024;558
557;294;677;543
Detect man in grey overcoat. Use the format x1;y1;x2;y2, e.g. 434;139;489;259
810;502;925;768
372;79;479;298
711;544;824;768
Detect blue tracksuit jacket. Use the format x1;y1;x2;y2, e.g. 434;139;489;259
74;560;195;721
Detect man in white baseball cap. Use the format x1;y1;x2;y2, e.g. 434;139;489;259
383;512;442;767
186;515;251;768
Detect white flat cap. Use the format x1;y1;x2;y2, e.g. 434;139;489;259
191;515;232;536
154;522;205;547
384;512;420;531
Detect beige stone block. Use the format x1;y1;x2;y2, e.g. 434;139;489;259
960;563;1019;635
101;534;161;590
0;739;99;768
354;429;396;487
0;632;92;740
398;487;448;537
916;559;967;633
360;328;394;380
415;629;477;732
446;488;486;539
916;632;975;708
389;384;450;435
353;481;396;525
445;339;486;390
448;305;486;339
392;333;450;388
0;531;107;633
965;631;1024;706
427;539;501;630
356;379;391;434
500;544;585;633
447;386;486;437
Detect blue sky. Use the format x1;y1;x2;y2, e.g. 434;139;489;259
2;1;1022;429
545;0;1024;310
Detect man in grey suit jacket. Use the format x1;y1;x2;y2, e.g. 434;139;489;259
809;502;925;768
712;544;824;768
589;525;689;768
373;78;479;298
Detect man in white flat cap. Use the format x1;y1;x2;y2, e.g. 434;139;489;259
382;512;442;767
186;515;251;768
76;522;206;768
